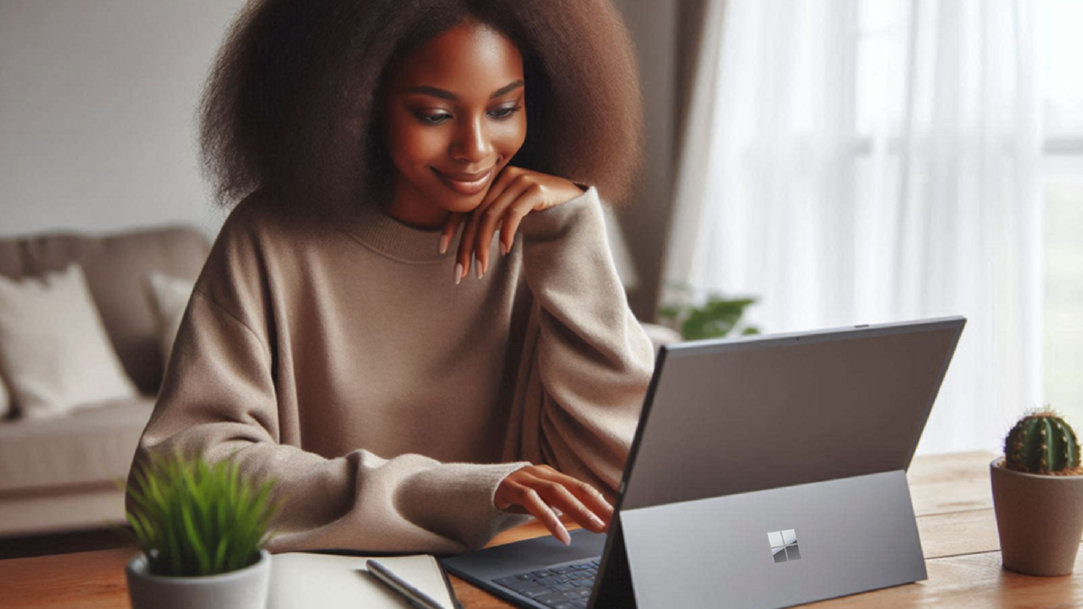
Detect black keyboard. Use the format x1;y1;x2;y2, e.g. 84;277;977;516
493;558;599;609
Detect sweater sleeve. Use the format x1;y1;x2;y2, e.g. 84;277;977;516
128;209;528;555
502;187;655;497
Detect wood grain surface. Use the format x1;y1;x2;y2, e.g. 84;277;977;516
2;452;1080;608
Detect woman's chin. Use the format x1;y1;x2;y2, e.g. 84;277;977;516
441;191;489;214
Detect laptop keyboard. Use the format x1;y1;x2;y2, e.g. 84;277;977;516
493;558;599;609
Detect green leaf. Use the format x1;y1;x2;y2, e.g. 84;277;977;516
125;452;279;577
660;291;761;340
214;536;229;574
657;305;685;320
181;502;210;575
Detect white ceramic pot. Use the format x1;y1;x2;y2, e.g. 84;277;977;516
126;549;271;609
990;459;1083;576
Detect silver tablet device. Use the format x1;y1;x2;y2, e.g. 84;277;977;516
443;316;965;609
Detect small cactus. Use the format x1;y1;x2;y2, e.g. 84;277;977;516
1004;411;1082;475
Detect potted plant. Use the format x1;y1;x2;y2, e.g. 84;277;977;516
658;284;760;340
124;453;279;609
991;410;1083;576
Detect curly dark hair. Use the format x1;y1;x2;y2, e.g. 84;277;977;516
200;0;643;212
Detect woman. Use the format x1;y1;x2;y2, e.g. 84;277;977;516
131;0;653;554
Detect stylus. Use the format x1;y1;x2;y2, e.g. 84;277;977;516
367;559;447;609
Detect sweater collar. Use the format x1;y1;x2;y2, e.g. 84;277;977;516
346;202;448;264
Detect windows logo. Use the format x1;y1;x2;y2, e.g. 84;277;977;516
768;529;801;563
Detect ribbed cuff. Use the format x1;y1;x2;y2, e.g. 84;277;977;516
400;460;533;551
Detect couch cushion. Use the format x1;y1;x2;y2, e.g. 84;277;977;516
0;265;139;419
0;226;210;394
146;272;197;366
0;396;154;493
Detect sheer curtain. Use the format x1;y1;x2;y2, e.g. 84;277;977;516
663;0;1042;454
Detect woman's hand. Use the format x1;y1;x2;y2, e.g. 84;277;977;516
440;166;583;283
494;464;614;546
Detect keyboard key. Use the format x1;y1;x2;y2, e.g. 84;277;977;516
494;558;599;608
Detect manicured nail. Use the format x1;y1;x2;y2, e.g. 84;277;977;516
590;514;604;529
454;263;463;285
476;263;484;279
558;526;571;546
501;241;509;256
439;234;450;255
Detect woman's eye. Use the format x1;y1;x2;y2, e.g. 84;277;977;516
488;105;522;120
413;110;451;125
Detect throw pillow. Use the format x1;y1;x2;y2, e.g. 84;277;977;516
146;272;196;365
0;264;139;419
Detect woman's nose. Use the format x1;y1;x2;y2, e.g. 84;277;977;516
451;116;492;163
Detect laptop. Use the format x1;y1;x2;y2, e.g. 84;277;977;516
442;316;965;609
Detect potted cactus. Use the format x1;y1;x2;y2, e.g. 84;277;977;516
124;452;280;609
991;410;1083;576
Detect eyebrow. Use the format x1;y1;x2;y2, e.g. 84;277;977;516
405;80;524;101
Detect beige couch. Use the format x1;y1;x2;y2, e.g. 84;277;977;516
0;226;210;536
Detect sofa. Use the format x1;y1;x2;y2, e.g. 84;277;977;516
0;226;210;536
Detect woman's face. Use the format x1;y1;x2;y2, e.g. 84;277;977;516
382;20;527;228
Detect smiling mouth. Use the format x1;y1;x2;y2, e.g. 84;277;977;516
432;167;494;196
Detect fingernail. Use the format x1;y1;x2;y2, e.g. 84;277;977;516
439;235;449;255
501;242;509;256
476;261;485;279
454;263;463;285
559;527;571;546
591;514;605;529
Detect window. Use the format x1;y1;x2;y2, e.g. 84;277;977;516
852;0;1082;426
678;1;1072;451
1038;0;1083;425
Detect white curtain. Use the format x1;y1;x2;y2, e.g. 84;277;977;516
663;0;1042;454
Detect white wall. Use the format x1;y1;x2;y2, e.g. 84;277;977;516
0;0;680;302
0;0;248;238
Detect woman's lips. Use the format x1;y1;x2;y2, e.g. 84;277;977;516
432;167;494;196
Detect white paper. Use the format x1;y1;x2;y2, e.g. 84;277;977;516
268;552;454;609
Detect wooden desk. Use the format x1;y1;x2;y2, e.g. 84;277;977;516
1;452;1080;608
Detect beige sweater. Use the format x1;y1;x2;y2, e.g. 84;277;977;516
131;187;654;554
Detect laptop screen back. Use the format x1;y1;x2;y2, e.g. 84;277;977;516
620;317;964;511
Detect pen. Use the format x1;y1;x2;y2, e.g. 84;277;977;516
367;559;447;609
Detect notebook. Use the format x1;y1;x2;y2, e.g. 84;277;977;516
442;316;965;609
269;552;458;609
